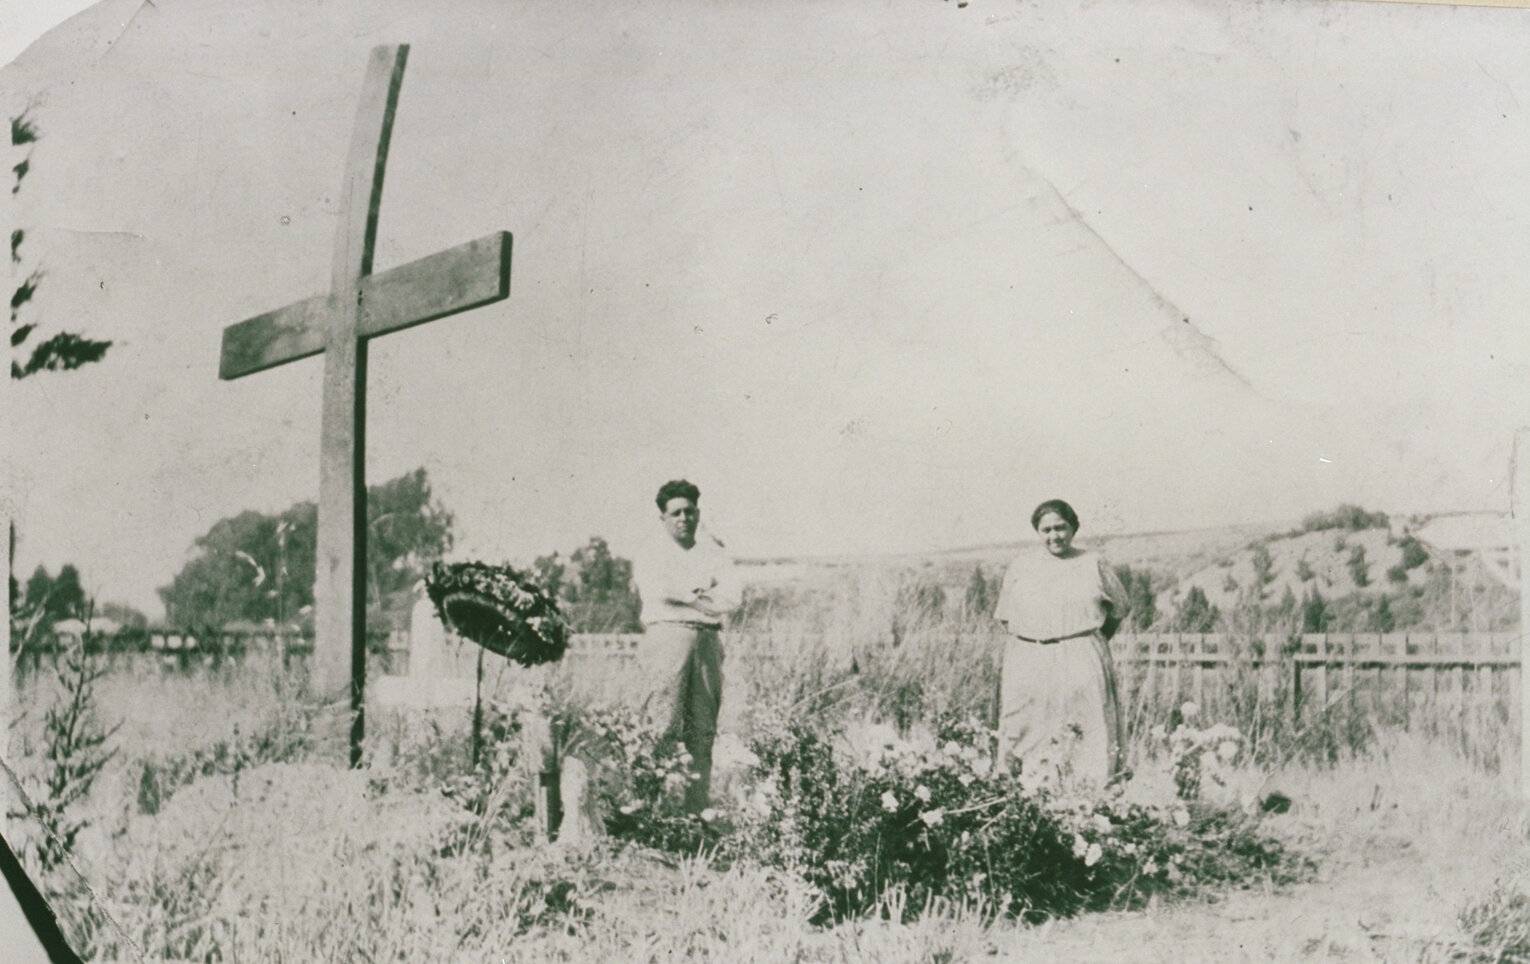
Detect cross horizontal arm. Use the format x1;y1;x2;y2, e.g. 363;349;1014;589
219;231;512;380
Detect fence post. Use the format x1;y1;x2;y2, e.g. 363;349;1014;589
1291;652;1302;728
1513;428;1530;798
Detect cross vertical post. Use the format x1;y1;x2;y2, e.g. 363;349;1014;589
318;44;407;766
219;45;512;766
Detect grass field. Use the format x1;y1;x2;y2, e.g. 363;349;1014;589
5;569;1527;963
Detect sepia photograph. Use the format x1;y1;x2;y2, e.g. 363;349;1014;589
3;0;1529;959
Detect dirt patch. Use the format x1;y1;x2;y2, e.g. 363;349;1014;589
989;829;1487;962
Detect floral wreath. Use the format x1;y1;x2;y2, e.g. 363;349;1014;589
424;561;569;666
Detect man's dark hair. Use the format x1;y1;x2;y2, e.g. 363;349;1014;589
656;478;701;511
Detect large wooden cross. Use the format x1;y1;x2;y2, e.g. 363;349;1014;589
219;45;512;766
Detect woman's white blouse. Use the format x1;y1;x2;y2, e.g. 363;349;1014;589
993;548;1131;641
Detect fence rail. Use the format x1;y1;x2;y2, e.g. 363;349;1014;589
1112;633;1521;759
564;630;1523;750
565;631;1524;666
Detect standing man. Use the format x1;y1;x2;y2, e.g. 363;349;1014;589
633;479;739;813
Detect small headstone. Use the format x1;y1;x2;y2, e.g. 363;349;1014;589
409;590;448;679
372;589;475;711
553;757;600;846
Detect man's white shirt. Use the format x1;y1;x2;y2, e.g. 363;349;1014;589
633;529;740;628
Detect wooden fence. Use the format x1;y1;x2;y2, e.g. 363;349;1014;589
565;630;1523;752
146;628;1522;730
132;626;1518;753
1110;632;1521;737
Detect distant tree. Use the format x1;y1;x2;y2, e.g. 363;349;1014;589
1369;594;1395;633
564;537;642;633
1387;588;1426;630
962;565;996;617
22;564;53;613
1273;585;1299;629
1398;536;1429;571
49;565;87;621
9;562;95;658
158;468;450;631
1301;504;1389;534
533;538;642;633
1347;545;1370;588
1300;587;1328;633
1295;556;1315;583
1222;588;1272;636
157;506;313;629
1113;564;1159;631
365;468;454;618
1173;586;1219;633
529;552;567;603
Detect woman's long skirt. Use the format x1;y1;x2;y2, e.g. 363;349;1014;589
996;631;1124;788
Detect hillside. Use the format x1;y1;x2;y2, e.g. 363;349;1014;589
1156;511;1518;632
736;520;1289;584
1159;526;1411;615
735;509;1519;634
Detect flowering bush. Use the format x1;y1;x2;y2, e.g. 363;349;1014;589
713;712;1309;924
452;691;1309;926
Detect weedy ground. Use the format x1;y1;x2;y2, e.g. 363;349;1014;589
5;572;1526;963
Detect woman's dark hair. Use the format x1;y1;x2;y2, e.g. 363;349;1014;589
656;478;701;511
1031;499;1080;532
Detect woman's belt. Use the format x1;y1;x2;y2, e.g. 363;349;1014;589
1014;628;1098;644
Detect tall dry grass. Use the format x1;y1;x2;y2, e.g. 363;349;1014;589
5;563;1525;962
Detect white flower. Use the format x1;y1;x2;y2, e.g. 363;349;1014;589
1180;701;1200;720
958;773;975;787
1072;834;1088;858
1084;843;1103;867
914;785;932;803
1217;740;1240;763
1150;724;1167;741
619;802;642;815
1173;808;1190;828
943;741;962;757
881;791;899;812
920;808;945;827
1091;814;1113;834
699;808;719;822
1143;859;1159;875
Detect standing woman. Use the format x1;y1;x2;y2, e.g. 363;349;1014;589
992;499;1132;789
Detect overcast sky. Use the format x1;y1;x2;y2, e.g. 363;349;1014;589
4;0;1529;617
